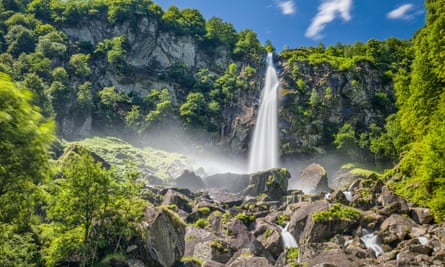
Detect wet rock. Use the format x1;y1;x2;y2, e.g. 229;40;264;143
244;168;290;201
175;170;206;192
295;163;330;194
132;207;186;267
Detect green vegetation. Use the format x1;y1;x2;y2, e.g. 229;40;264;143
275;214;290;227
193;218;209;228
74;136;189;179
235;212;255;226
383;0;445;220
312;204;360;223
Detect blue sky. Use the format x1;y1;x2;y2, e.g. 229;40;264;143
155;0;426;51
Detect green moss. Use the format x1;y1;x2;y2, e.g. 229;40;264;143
198;206;211;215
275;214;290;227
286;247;299;260
74;136;189;179
193;218;209;228
235;212;255;226
312;204;360;223
181;256;203;265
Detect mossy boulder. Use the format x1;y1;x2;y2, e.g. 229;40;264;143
244;168;291;201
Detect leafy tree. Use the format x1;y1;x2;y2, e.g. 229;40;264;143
0;72;54;227
334;123;361;160
204;17;237;51
4;25;35;57
68;53;91;78
180;91;208;126
144;88;173;129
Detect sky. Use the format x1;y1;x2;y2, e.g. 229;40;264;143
155;0;426;51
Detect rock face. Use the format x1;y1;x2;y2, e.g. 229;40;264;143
244;168;291;201
56;12;396;156
132;207;186;267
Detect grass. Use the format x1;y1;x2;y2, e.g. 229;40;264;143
312;203;360;223
72;136;189;179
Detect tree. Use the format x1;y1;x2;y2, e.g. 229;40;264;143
180;91;208;126
0;72;54;226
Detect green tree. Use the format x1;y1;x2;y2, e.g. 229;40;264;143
180;91;208;126
144;88;173;129
0;72;54;226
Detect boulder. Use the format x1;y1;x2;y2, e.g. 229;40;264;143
204;172;250;193
228;254;273;267
175;170;206;192
295;163;330;194
379;214;417;247
253;220;282;259
244;168;290;201
193;239;236;264
184;226;218;257
162;189;192;213
410;207;434;225
287;200;330;244
379;186;409;214
132;207;186;267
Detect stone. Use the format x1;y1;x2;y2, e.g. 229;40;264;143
287;200;330;244
131;207;186;267
244;168;290;201
253;220;282;259
175;170;206;192
379;214;417;247
380;186;409;214
204;173;250;194
295;163;330;194
193;239;236;264
410;207;434;224
228;255;273;267
162;189;192;213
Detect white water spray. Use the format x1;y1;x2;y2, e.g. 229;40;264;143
277;222;298;248
360;230;384;256
248;52;280;173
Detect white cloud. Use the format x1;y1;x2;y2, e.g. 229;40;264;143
305;0;353;40
276;0;296;15
387;4;414;20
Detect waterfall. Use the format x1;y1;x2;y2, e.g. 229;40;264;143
360;230;384;256
277;222;298;248
343;191;353;201
248;52;280;173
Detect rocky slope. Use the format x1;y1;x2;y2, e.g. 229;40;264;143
105;168;445;267
63;143;444;267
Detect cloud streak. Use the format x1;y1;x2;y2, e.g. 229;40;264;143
305;0;353;40
387;4;414;20
276;0;296;15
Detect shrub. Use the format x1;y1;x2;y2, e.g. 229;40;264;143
312;204;360;223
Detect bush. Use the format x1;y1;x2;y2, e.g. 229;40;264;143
312;204;360;223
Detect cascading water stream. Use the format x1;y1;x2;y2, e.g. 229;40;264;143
248;52;280;173
277;222;298;248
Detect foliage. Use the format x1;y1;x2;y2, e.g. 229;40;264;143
0;73;54;226
235;212;255;226
312;204;360;223
193;218;209;228
385;0;445;220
